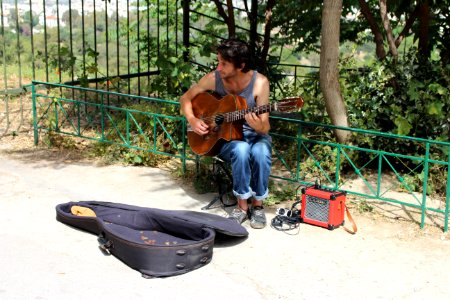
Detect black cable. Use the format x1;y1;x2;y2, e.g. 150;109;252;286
270;184;304;234
270;204;302;234
270;215;301;234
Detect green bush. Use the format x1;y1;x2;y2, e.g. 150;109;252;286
343;49;449;143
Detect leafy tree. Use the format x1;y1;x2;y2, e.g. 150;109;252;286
22;11;39;28
210;0;276;71
61;9;81;28
8;8;18;28
272;0;449;63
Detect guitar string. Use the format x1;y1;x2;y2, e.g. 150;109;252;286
196;103;297;123
198;106;271;123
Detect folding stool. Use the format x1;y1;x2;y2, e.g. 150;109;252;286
201;156;237;210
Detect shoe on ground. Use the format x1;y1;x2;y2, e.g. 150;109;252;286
250;206;267;229
228;208;248;224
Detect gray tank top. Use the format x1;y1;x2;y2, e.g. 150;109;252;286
214;70;257;107
214;70;257;132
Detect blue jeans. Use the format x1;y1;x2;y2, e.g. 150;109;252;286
219;130;272;201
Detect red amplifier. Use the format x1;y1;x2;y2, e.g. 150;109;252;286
301;185;346;230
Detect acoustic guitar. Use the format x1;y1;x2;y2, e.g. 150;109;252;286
187;92;304;156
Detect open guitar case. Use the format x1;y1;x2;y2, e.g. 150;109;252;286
56;201;248;278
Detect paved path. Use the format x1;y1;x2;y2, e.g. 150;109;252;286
1;151;449;300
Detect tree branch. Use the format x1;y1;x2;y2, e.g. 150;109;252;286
243;0;250;16
395;3;420;47
358;0;386;59
260;0;275;67
212;0;229;30
379;0;398;58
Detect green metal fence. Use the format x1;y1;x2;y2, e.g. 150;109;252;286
269;116;450;232
31;80;189;168
32;81;450;232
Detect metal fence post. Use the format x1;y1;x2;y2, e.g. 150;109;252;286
445;147;450;232
32;83;38;145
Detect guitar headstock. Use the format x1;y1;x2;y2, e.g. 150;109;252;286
275;96;304;112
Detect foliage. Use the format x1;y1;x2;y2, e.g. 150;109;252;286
343;47;449;143
90;101;180;166
266;180;297;206
269;42;448;198
272;1;323;54
272;0;450;63
192;161;218;194
354;198;374;213
42;131;77;150
141;40;198;98
36;45;76;79
90;143;166;167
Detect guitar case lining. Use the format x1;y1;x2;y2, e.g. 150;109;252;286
56;201;248;278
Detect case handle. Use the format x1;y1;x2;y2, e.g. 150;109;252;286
98;235;114;255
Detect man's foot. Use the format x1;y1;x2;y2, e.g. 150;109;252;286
228;208;248;224
250;206;267;229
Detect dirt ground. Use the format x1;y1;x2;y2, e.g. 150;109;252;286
1;101;450;299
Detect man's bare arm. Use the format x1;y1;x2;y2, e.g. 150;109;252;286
180;72;215;135
245;74;271;135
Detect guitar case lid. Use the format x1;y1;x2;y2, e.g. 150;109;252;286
56;201;248;278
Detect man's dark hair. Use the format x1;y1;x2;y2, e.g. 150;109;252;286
217;38;252;73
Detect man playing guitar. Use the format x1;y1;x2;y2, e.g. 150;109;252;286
180;38;271;229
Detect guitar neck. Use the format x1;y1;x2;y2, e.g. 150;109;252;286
225;104;273;122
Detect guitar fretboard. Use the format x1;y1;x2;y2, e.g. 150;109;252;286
225;104;274;122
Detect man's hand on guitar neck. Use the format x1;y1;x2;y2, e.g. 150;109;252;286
245;112;270;135
188;116;209;136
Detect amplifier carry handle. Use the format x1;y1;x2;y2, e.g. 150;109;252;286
343;206;358;234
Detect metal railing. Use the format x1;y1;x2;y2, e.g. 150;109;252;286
32;81;188;169
32;81;450;232
1;0;181;135
269;115;450;231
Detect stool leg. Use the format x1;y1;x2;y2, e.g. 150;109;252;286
201;195;222;210
201;157;236;210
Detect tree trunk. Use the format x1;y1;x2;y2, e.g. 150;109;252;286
418;0;430;61
245;0;259;59
320;0;349;143
226;0;236;37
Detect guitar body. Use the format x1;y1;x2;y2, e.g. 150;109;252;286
187;92;304;156
188;93;247;156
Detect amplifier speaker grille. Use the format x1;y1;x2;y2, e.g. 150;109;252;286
304;195;330;223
